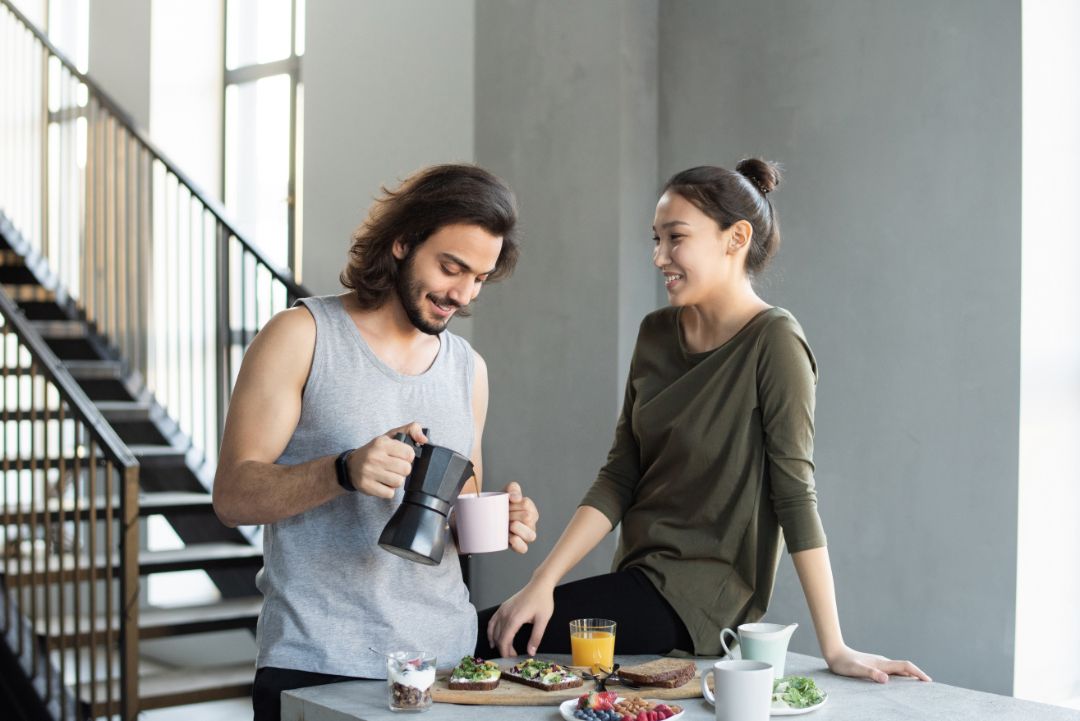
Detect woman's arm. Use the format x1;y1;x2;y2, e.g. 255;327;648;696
487;505;612;657
792;546;931;682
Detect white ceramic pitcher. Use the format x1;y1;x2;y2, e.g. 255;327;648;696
719;622;798;679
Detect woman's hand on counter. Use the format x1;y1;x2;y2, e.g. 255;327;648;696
825;645;931;683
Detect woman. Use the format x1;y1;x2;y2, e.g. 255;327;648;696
477;160;929;683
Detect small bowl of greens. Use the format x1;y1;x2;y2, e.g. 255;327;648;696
771;676;827;715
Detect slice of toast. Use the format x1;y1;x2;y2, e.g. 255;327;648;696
503;660;583;692
448;677;501;691
448;657;501;691
617;658;696;688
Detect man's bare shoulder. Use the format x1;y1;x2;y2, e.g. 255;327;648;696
236;306;316;388
252;305;316;349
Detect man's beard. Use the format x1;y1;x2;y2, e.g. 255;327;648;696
395;256;462;336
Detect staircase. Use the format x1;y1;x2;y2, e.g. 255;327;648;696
0;214;264;718
0;1;307;718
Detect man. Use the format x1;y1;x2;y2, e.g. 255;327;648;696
212;164;539;721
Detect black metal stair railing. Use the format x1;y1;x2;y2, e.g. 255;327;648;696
0;287;140;721
0;0;308;477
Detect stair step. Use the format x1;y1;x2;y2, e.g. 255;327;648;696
84;662;254;715
29;319;87;339
130;444;188;465
140;596;263;639
0;248;26;264
2;284;55;301
141;544;263;574
2;543;263;586
38;596;262;646
95;399;153;421
0;265;39;284
16;299;69;320
12;491;215;524
140;491;216;515
64;358;125;379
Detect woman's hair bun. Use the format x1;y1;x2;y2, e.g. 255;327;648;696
735;157;782;195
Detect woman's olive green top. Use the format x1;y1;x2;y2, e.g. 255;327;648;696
580;306;827;655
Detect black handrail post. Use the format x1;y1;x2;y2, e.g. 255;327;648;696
216;224;231;454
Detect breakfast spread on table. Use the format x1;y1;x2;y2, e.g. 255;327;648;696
419;617;824;712
429;657;703;707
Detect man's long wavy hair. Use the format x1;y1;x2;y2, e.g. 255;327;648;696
340;164;520;311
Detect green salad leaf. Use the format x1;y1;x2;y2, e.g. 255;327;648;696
772;676;825;709
451;656;499;681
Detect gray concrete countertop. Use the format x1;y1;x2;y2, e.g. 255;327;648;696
282;653;1080;721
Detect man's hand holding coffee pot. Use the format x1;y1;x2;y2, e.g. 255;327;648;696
344;423;427;498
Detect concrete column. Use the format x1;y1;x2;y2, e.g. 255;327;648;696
469;0;659;610
302;0;476;312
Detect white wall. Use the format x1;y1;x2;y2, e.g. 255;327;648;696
149;0;223;200
1015;0;1080;708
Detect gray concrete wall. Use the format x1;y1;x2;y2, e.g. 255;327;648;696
469;0;659;610
301;0;476;316
658;0;1020;695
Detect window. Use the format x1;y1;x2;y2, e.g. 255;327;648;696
223;0;304;277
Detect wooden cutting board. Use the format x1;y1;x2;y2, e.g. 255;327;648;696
431;668;703;706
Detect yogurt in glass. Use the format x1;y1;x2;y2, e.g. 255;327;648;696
386;652;436;712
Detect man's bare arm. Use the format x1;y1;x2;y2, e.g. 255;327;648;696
211;307;422;527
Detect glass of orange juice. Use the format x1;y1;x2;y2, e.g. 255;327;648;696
570;618;616;672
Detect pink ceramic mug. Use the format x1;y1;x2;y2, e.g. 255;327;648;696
454;492;509;554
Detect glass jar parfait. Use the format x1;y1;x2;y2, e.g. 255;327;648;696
386;651;437;712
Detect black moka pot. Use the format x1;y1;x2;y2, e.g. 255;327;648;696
377;431;475;566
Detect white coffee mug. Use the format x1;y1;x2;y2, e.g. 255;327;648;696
454;492;509;554
701;659;773;721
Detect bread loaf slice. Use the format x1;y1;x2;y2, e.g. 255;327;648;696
617;658;696;688
448;676;500;691
502;659;583;692
448;657;501;691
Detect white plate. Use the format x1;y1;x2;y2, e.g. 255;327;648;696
771;691;828;716
558;697;685;721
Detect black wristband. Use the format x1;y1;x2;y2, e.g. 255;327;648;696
335;449;357;492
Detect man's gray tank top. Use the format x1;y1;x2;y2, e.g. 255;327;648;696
254;295;477;677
